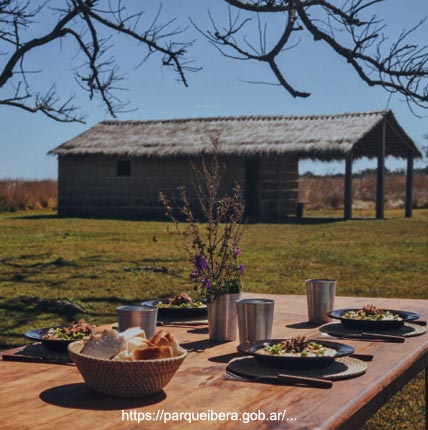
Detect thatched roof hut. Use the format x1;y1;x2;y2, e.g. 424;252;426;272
51;110;420;160
49;110;421;220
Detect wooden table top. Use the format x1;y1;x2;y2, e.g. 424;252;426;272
1;294;427;430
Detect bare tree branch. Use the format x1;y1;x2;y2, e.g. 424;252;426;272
224;0;291;13
195;4;309;98
199;0;428;109
1;0;428;122
0;0;196;122
296;1;428;107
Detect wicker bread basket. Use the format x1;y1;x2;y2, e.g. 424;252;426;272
68;341;187;397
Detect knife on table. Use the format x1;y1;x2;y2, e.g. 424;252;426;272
276;374;333;388
334;332;405;343
225;371;333;388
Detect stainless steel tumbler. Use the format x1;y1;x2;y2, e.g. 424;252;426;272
306;279;336;324
236;298;275;343
116;305;158;337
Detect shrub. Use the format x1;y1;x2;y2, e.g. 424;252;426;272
0;180;57;212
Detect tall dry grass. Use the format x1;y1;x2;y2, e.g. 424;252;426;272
299;173;428;210
0;180;57;212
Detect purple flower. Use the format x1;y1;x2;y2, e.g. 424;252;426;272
194;254;208;271
233;247;241;257
239;264;245;274
189;270;198;280
202;279;212;289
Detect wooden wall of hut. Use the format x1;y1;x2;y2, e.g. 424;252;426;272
58;155;245;218
258;156;299;220
57;155;298;220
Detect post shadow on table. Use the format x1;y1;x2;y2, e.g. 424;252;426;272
39;383;166;410
180;337;230;353
208;352;242;363
186;327;208;335
286;321;321;329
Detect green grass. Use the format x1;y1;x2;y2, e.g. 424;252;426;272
0;209;427;430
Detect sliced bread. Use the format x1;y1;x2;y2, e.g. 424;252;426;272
81;329;126;359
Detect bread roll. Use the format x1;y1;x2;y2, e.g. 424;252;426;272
126;336;153;355
151;330;176;346
149;330;181;356
133;346;173;360
81;329;126;359
167;335;182;357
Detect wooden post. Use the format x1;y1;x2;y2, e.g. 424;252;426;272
376;118;386;219
244;158;260;219
344;152;353;220
405;156;414;218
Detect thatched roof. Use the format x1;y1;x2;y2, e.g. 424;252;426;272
49;110;421;161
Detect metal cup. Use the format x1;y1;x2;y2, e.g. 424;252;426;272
306;279;336;324
236;298;275;343
116;305;158;337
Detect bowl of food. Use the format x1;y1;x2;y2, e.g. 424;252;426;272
25;319;96;352
327;305;420;330
142;293;207;318
68;328;187;397
237;335;354;369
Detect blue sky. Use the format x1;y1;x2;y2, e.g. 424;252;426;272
0;0;427;179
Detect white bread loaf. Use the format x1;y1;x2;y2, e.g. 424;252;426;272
81;329;126;359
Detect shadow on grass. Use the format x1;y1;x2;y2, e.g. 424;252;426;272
12;213;378;224
0;332;24;350
79;296;139;304
1;255;78;270
0;254;81;286
15;214;60;220
0;252;172;287
1;253;140;270
252;216;376;225
0;296;87;321
140;257;184;264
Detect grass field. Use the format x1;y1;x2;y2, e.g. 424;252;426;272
0;209;427;429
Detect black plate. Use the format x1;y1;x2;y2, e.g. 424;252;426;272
25;327;84;352
142;298;207;318
327;308;420;331
237;338;354;370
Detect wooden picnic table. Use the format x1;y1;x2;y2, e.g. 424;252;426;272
1;294;427;430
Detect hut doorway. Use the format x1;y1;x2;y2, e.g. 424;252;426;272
245;158;260;219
